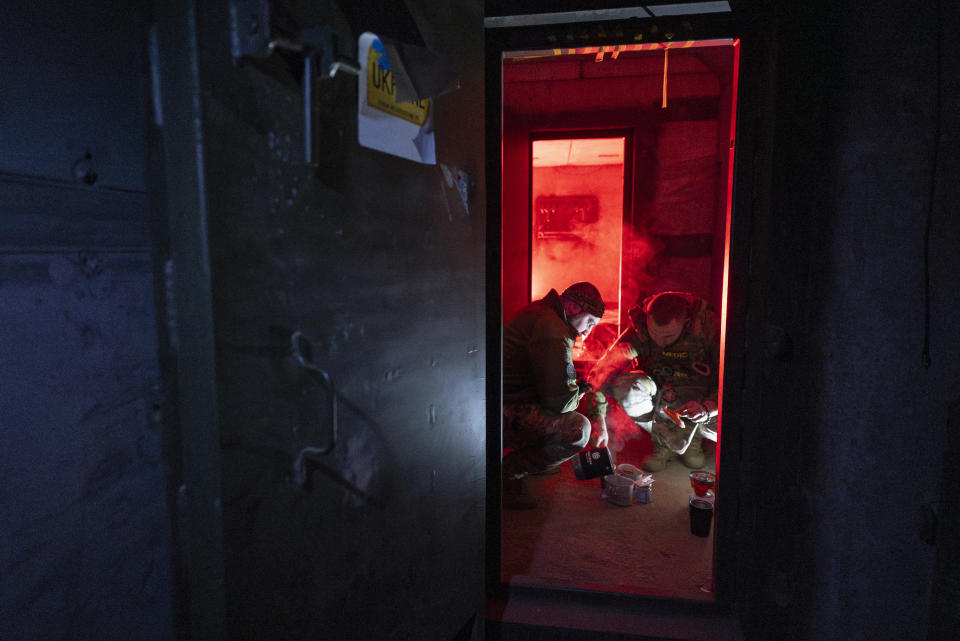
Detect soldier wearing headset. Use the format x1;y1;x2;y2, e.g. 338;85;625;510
586;291;719;472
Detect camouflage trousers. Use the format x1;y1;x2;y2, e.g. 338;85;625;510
611;372;717;454
502;403;591;479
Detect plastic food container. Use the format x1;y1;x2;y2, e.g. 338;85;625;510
602;473;636;506
635;483;653;504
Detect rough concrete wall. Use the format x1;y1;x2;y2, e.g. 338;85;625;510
0;2;176;639
0;252;173;641
736;1;960;639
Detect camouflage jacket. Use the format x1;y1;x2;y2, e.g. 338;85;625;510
502;289;581;414
587;293;719;417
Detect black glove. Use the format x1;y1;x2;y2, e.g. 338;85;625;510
577;380;594;395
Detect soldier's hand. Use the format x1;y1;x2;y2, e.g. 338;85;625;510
589;416;609;448
678;401;709;423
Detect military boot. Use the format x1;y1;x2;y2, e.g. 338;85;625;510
641;442;675;473
680;433;705;469
502;475;538;510
530;465;561;476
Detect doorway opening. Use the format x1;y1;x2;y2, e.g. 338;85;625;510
498;38;739;600
530;132;629;347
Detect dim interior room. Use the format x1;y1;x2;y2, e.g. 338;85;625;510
498;39;739;600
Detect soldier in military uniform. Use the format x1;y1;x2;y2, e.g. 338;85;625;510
586;291;719;472
501;282;608;509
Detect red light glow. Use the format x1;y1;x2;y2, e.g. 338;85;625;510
530;137;625;334
500;35;741;599
503;38;741;382
715;38;740;468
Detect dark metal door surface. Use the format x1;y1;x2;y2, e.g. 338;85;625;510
149;1;486;639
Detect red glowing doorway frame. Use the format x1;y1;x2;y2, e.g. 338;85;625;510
497;36;742;598
715;38;740;466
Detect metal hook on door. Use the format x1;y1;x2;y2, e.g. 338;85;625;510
289;330;338;486
229;0;360;164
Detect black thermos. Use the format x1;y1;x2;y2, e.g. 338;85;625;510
571;446;614;480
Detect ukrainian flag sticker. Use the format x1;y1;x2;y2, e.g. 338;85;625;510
366;39;430;126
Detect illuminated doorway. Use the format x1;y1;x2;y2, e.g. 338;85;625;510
530;134;628;352
499;38;739;600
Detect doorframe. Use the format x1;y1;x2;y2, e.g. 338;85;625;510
485;6;769;633
148;2;227;639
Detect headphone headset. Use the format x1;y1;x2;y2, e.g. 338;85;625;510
628;291;699;332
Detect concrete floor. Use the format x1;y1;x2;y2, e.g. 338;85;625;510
501;432;717;601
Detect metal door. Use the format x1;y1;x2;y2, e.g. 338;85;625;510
149;2;486;639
